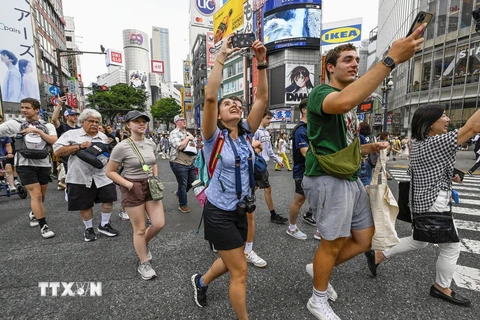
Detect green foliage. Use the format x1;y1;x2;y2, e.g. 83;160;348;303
86;83;149;123
151;98;181;130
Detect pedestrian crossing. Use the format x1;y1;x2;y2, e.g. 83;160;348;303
388;169;480;293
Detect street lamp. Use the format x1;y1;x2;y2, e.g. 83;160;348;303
55;45;106;92
381;75;394;132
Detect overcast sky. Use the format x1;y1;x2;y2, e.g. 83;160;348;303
63;0;379;86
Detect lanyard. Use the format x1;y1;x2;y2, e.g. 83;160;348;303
227;135;255;200
127;138;152;177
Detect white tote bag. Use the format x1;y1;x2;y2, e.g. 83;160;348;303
366;149;400;251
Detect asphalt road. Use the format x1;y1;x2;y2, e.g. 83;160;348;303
0;151;479;320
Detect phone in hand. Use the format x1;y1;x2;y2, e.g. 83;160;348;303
232;33;255;48
453;168;465;182
406;11;433;38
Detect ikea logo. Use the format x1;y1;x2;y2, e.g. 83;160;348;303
321;24;362;45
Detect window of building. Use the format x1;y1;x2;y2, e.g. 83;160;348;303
421;53;432;90
426;0;437;40
66;36;72;42
448;0;461;33
461;0;474;29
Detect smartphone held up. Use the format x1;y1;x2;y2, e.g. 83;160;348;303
406;11;433;38
232;33;256;48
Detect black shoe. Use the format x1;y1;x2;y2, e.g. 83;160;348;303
84;228;97;242
365;250;379;278
303;213;316;226
429;285;471;307
191;273;208;307
270;214;288;224
97;223;119;237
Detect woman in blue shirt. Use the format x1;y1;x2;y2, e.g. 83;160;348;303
190;34;268;320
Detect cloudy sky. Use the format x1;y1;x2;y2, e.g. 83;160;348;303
63;0;379;85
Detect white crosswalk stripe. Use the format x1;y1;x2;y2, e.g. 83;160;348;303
389;169;480;293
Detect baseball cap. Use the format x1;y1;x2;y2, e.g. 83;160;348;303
174;115;185;123
125;110;150;122
64;109;79;117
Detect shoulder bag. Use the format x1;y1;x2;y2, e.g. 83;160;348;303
127;138;164;201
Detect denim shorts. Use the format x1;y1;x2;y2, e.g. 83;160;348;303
302;176;373;241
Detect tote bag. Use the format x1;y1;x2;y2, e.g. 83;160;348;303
366;149;400;251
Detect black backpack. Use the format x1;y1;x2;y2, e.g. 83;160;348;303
15;120;51;159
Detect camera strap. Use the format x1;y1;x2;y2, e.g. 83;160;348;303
239;136;255;196
228;135;255;200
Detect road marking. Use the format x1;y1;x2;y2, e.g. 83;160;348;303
454;207;480;216
460;198;480;206
455;219;480;232
454;265;480;292
460;238;480;255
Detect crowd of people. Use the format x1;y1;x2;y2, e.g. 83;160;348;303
1;24;479;319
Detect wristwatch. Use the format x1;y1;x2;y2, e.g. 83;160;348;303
257;62;268;70
382;56;396;70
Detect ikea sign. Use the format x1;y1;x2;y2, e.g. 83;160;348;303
321;24;361;46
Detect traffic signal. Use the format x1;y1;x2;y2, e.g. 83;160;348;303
99;85;109;91
91;83;109;91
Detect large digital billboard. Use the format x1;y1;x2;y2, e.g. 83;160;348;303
213;0;244;44
263;0;321;52
0;0;40;103
285;64;314;104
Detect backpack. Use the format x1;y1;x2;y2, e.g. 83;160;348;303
15;120;51;159
291;121;307;165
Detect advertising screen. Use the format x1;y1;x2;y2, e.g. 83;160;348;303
271;108;292;123
263;2;321;51
285;64;314;104
0;0;40;103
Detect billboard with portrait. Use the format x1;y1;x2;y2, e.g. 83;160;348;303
0;0;40;103
285;64;314;104
263;0;321;52
213;0;244;44
128;70;148;91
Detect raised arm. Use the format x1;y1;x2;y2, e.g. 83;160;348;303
203;34;239;140
458;108;480;145
247;41;268;133
51;96;66;128
322;24;426;115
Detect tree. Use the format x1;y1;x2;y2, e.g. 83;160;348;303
151;98;181;130
85;83;149;124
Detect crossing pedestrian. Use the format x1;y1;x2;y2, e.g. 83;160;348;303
275;132;292;171
190;34;267;320
0;98;57;238
106;110;165;280
53;109;119;242
303;24;425;319
365;104;480;307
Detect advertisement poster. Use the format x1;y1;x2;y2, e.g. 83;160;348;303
213;0;244;44
0;0;40;103
183;60;191;88
206;32;215;67
105;49;123;67
128;70;148;90
321;18;362;53
151;60;164;74
271;108;292;123
285;64;314;104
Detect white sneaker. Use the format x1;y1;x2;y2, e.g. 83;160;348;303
305;264;338;301
40;224;55;239
119;211;130;221
245;250;267;268
146;248;152;261
9;185;17;193
286;227;307;240
314;230;321;240
28;211;39;227
138;261;157;280
307;297;341;320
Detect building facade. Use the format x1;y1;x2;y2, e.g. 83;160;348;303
151;27;171;83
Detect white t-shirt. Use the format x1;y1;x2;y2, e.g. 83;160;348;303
279;138;287;153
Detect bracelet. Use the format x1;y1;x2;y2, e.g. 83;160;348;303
216;58;224;66
77;144;83;150
257;63;269;70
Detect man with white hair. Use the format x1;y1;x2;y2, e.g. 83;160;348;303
54;109;119;242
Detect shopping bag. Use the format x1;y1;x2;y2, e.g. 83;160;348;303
366;149;400;251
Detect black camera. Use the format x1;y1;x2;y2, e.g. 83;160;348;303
236;195;256;216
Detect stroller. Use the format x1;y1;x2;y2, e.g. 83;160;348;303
0;156;28;199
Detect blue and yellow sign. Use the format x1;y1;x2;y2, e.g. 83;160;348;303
321;24;362;46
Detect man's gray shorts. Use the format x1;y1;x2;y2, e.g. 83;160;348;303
302;175;373;241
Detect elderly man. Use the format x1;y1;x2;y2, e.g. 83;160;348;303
53;109;119;242
169;114;197;213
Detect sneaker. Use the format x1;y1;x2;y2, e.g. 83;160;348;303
138;261;157;280
146;247;153;261
8;185;17;193
84;228;97;242
28;211;39;227
305;264;338;301
179;205;191;213
303;213;316;226
270;214;288;224
14;179;21;186
307;297;341;320
40;224;55;239
191;273;208;307
466;171;473;176
119;211;130;221
314;230;321;240
97;223;119;237
245;250;267;268
174;190;178;198
286;227;307;240
57;181;66;190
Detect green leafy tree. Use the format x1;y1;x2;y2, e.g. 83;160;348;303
151;98;181;130
86;83;149;124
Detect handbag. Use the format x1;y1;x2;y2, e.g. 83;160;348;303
182;140;198;156
366;149;400;250
127;138;164;201
397;181;412;223
410;171;459;243
254;152;267;178
309;136;361;180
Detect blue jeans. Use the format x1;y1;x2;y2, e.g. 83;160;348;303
170;162;196;206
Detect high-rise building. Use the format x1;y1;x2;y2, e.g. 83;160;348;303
151;27;171;83
64;16;84;109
